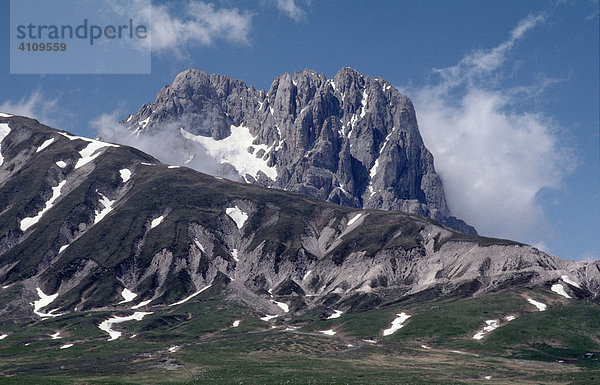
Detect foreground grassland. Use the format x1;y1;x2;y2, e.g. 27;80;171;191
0;290;597;384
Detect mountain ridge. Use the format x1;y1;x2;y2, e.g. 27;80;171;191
0;114;597;325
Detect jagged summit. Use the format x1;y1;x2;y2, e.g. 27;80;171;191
124;68;477;234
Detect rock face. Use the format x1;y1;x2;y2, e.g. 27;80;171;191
125;68;476;234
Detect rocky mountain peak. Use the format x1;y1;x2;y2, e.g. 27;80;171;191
123;68;476;234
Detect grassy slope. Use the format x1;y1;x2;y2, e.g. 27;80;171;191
0;288;597;384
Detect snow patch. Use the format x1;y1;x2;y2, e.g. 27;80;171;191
272;300;289;313
119;169;131;183
360;90;368;118
59;245;68;254
260;314;278;322
93;192;115;224
232;320;241;327
194;240;205;252
131;299;152;310
303;270;312;281
551;284;571;299
98;312;152;341
382;312;411;336
60;344;73;349
421;344;431;349
56;161;67;168
362;339;377;344
51;332;61;339
118;288;137;304
226;206;248;229
169;285;212;306
319;329;336;336
561;275;581;288
0;112;13;117
20;180;67;231
347;213;363;227
75;140;119;169
231;248;239;261
473;319;499;340
126;115;133;123
58;132;119;168
139;117;150;128
181;125;277;180
0;123;10;166
168;165;180;169
0;334;7;340
168;345;180;353
36;138;55;153
484;376;492;380
326;310;343;319
150;215;165;229
33;288;62;318
505;315;516;321
527;298;547;311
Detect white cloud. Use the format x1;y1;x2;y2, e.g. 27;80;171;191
150;1;253;55
91;111;235;179
276;0;306;21
0;91;63;126
405;13;574;248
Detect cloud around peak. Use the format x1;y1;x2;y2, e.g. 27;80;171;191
404;13;574;251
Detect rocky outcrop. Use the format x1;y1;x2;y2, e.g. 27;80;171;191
125;68;476;234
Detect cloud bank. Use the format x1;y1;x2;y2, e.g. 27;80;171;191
150;1;252;54
92;112;240;181
0;91;63;127
275;0;307;21
405;14;575;249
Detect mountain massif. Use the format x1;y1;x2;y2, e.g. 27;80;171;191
1;113;598;317
123;68;476;234
0;114;598;383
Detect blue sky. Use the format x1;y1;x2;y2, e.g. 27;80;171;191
0;0;598;261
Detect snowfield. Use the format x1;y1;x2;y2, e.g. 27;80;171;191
527;298;547;311
169;285;212;306
382;312;411;336
119;168;132;183
118;288;138;304
33;288;62;318
181;125;277;180
36;138;55;153
326;310;343;319
272;300;289;313
20;180;67;231
58;132;119;169
0;123;10;166
150;215;165;229
131;299;152;310
551;284;571;299
473;319;499;340
347;213;363;227
319;329;336;336
561;275;581;288
98;312;152;341
226;206;248;229
93;192;115;224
